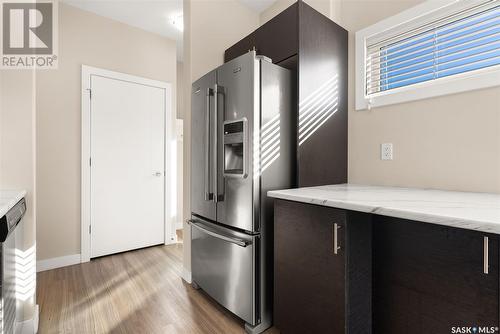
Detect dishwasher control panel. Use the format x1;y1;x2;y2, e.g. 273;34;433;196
0;198;26;242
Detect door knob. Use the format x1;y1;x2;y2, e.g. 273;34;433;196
153;172;163;177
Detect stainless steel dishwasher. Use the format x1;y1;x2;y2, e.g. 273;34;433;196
0;198;26;334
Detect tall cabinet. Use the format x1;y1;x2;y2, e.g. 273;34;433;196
225;0;348;187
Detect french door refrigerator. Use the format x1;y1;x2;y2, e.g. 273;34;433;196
190;51;294;334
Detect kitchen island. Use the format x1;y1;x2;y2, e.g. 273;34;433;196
269;184;500;334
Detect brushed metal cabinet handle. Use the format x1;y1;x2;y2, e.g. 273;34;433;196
333;223;341;255
484;236;489;275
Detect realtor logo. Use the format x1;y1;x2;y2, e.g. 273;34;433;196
1;0;58;68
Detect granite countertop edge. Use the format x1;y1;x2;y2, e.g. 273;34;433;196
268;184;500;235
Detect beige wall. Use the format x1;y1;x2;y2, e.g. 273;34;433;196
176;118;184;230
338;0;500;193
0;70;37;320
177;62;184;119
189;0;260;82
36;3;177;261
182;0;259;275
261;0;500;193
177;62;184;229
183;0;192;275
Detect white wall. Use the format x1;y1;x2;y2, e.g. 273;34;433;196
182;0;260;277
0;70;37;322
36;3;177;261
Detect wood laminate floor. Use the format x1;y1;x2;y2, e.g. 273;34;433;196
37;244;278;334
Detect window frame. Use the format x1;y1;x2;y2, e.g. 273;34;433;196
355;0;500;111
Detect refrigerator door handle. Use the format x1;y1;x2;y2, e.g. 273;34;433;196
189;219;251;247
204;88;214;201
213;84;225;203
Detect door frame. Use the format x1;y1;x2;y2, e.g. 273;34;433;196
81;65;176;263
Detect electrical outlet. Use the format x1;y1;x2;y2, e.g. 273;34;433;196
381;143;393;160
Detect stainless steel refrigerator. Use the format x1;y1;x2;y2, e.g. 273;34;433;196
189;51;294;333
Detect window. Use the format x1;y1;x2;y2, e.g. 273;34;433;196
356;0;500;110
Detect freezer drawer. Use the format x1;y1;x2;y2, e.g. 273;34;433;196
191;217;258;325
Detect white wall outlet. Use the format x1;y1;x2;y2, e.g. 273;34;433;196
381;143;393;160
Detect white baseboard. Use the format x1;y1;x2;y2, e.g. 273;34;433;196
15;304;39;334
181;268;192;283
34;304;39;334
37;254;81;272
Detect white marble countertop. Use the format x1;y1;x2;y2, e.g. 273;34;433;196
268;184;500;234
0;190;27;218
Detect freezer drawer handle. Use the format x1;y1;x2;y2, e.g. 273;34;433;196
189;220;251;247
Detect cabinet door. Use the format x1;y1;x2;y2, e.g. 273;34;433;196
224;3;298;64
297;2;348;187
373;216;499;334
255;3;298;64
224;33;257;63
274;200;346;333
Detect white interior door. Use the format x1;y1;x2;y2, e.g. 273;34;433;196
90;75;165;258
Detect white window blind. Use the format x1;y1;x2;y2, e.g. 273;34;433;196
365;1;500;96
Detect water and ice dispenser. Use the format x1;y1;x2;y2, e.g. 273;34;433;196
223;118;248;178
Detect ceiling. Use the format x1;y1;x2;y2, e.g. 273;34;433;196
62;0;280;62
63;0;184;60
237;0;278;12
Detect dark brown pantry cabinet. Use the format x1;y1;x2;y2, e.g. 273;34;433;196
274;199;372;334
225;1;348;187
